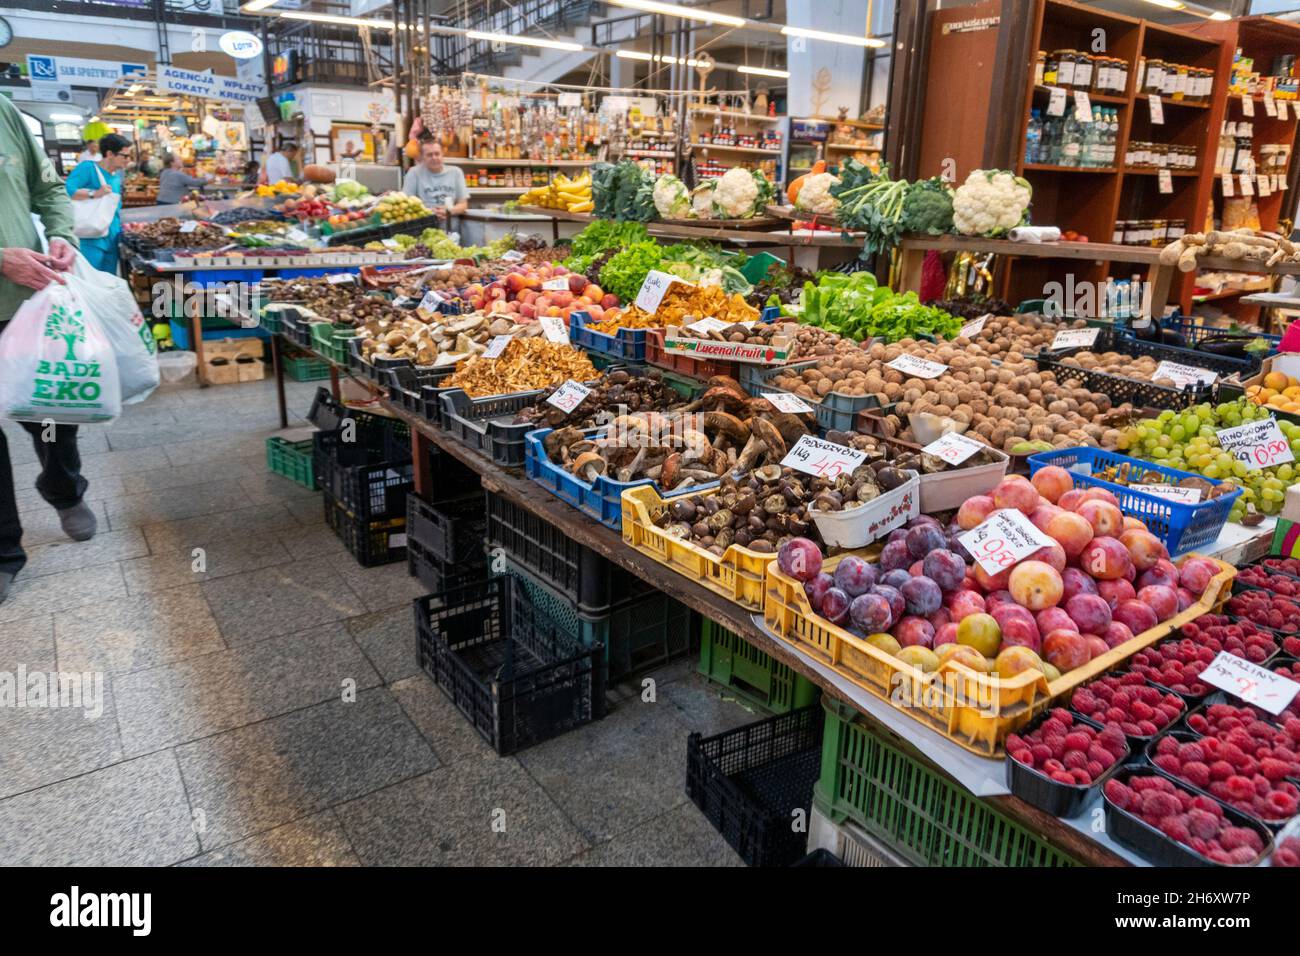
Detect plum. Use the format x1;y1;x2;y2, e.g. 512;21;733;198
1097;578;1136;610
933;622;959;647
956;495;996;530
1079;536;1132;581
1137;558;1180;591
956;612;1001;657
893;615;936;649
1061;567;1099;603
901;576;943;616
871;584;906;622
992;476;1040;515
1078;499;1125;538
1102;621;1135;648
1113;598;1159;636
928;606;952;630
1047;511;1094;559
908;515;942;529
833;556;877;597
880;539;912;573
1175;586;1196;612
1042;629;1090;672
1119;529;1167;572
850;592;894;634
777;537;823;582
820;587;851;625
1176;556;1217;596
881;569;912;591
906;524;947;560
1009;560;1064;610
1036;606;1078;635
985;589;1015;609
944;589;987;622
887;528;909;546
1136;584;1179;621
1031;465;1074;504
804;572;834;610
999;614;1041;652
1065;593;1112;636
922;550;967;592
1026;542;1067;573
909;560;925;577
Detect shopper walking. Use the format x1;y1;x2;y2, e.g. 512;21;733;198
65;132;130;274
0;95;96;605
156;153;210;205
75;140;100;164
402;138;469;224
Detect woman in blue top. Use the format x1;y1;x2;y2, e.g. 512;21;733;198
65;133;131;274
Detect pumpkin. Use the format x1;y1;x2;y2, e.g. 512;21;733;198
786;159;827;205
303;164;335;184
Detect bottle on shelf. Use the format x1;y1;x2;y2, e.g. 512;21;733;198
1025;109;1043;165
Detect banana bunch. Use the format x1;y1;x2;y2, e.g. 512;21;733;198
519;171;593;213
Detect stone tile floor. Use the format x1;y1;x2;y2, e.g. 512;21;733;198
0;376;763;866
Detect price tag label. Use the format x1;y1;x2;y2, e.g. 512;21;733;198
762;391;814;414
1222;172;1235;197
179;220;199;234
959;509;1056;577
1264;92;1277;117
1241;173;1255;196
634;270;685;313
1260;175;1274;197
327;273;356;285
1073;90;1093;124
501;250;526;262
417;291;440;314
394;295;415;309
1046;86;1067;117
483;335;512;359
1201;652;1300;715
542;276;570;291
780;435;867;480
1050;327;1100;350
557;91;582;108
1149;94;1164;125
1242;94;1255;117
957;314;991;339
1281;175;1290;192
1279;99;1290;122
921;431;985;466
1153;360;1217;388
886;354;949;379
546;379;592;413
287;228;309;243
686;317;731;335
1157;169;1173;194
1216;417;1295;470
539;315;569;343
382;238;400;249
1141;484;1203;505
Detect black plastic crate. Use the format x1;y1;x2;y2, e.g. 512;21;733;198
1030;351;1204;411
314;431;412;522
1083;326;1256;379
415;576;605;756
686;704;825;867
323;490;407;567
386;365;456;424
791;848;844;867
484;492;654;614
1005;711;1129;819
407;492;486;565
407;536;485;593
439;387;545;465
307;388;411;463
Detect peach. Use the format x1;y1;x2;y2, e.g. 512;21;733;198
1077;499;1125;538
1096;578;1136;609
1058;489;1088;512
956;612;1002;657
505;272;527;293
994;645;1046;680
1029;503;1065;534
1031;465;1074;504
1085;635;1111;660
1102;621;1135;648
1008;560;1064;611
1136;584;1179;621
1046;511;1094;558
1065;593;1112;635
1042;629;1091;672
1079;536;1131;581
1026;541;1067;573
1079;487;1121;508
600;293;619;310
1113;598;1158;636
1176;556;1219;597
991;476;1041;515
956;495;996;530
1119;529;1168;572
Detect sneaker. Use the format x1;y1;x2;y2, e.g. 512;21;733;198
58;502;98;542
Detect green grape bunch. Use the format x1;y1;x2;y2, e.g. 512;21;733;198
1115;398;1299;523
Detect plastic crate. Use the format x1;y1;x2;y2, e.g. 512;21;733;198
311;322;355;366
439;388;546;465
414;576;605;755
265;436;316;490
1005;711;1129;818
407;537;485;593
307;389;412;463
644;327;740;380
570;310;649;363
739;361;880;432
283;352;332;382
1030;350;1204;411
763;551;1236;756
1100;326;1256;378
524;427;718;531
168;316;269;350
314;431;412;522
816;699;1079;866
384;364;455;422
485;493;654;614
699;619;819;715
686;704;824;867
1026;447;1241;556
1160;314;1282;356
323;490;407;567
621;484;779;613
407;491;485;565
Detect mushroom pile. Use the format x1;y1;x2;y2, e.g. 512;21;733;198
651;466;822;554
514;369;686;430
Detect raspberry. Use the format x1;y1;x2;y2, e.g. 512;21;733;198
1132;700;1155;722
1160;817;1191;843
1043;759;1065;775
1050;771;1076;784
1064;750;1088;771
1226;776;1255;801
1005;734;1026;753
1266;790;1299;817
1031;744;1052;764
1182;761;1211;788
1156;735;1179;756
1072;689;1097;712
1188;836;1210;855
1071;767;1091;785
1140;790;1181;821
1229;845;1259;865
1187;808;1220;839
1064;731;1091;752
1137;720;1159;736
1179;742;1206;764
1220;826;1262;852
1086;760;1106;779
1089;742;1116;766
1208;849;1234;864
1209;760;1235;782
1188;714;1209;733
1049;707;1072;726
1192;795;1223;817
1011;748;1034;766
1104;779;1134;809
1048;738;1067;760
1106;707;1127;724
1154;754;1182;774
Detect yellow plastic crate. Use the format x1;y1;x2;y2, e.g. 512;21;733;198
762;553;1236;757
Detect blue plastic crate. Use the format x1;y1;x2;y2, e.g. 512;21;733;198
569;310;648;363
1026;447;1241;556
523;427;719;530
739;360;880;432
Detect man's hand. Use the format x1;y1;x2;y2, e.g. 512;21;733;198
433;206;448;220
1;247;64;290
47;239;76;272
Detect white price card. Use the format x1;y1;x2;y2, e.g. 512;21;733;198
1149;94;1164;125
483;335;512;359
1281;175;1290;191
327;273;356;285
542;276;571;291
1260;174;1274;197
393;295;415;309
959;509;1056;577
1158;169;1174;194
686;317;731;335
1242;94;1255;117
886;354;949;379
381;238;400;249
1222;172;1235;197
1046;86;1067;117
417;291;441;314
500;250;526;262
762;391;814;414
1050;327;1100;350
634;270;685;312
957;314;991;339
1201;651;1300;716
1141;484;1203;505
287;228;309;243
1073;90;1093;124
1241;173;1255;196
921;431;985;466
546;379;592;414
179;220;199;234
1153;360;1217;389
557;92;582;108
1279;99;1290;122
539;315;570;344
1264;92;1277;117
780;435;867;480
1216;417;1296;470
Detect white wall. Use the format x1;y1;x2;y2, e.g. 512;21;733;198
285;84;396;136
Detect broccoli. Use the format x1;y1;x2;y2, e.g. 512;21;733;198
901;178;955;235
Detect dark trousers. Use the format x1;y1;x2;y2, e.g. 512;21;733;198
0;422;87;577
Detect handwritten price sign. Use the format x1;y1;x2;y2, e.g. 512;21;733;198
1141;484;1203;505
958;509;1055;576
921;431;985;466
687;317;731;335
957;314;991;340
762;391;814;414
539;315;570;344
1201;652;1300;715
327;273;357;285
886;354;948;379
780;435;866;480
542;276;571;291
1050;327;1100;350
1215;418;1295;470
634;270;688;312
1153;360;1217;389
545;380;592;414
483;335;512;359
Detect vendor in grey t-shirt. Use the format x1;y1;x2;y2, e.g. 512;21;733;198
402;138;469;223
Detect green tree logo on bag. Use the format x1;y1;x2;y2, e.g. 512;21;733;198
45;304;87;362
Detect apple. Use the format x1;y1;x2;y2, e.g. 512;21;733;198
1008;560;1064;610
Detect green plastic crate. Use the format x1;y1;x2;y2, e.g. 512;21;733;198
311;322;355;365
816;699;1078;867
266;436;316;489
698;619;818;715
503;559;693;684
658;370;705;401
283;354;332;382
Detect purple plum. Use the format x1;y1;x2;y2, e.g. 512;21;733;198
833;555;877;597
900;576;943;616
871;584;906;622
804;572;834;610
922;549;967;592
906;523;946;560
880;568;912;591
849;592;894;633
1060;567;1099;604
880;539;912;573
887;528;910;546
777;537;823;582
820;587;851;625
908;515;942;529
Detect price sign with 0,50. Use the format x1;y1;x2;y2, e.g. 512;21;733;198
958;509;1054;576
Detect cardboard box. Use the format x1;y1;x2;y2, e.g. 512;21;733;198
203;338;265;386
660;326;794;365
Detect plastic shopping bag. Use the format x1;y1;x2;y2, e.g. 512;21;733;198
66;253;158;404
0;281;121;425
72;164;120;239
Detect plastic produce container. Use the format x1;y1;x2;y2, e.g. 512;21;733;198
809;471;920;548
439;388;544;465
914;447;1010;512
265;436;316;490
569;310;649;363
1004;710;1129;818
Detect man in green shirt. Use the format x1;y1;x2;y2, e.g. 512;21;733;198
0;94;98;605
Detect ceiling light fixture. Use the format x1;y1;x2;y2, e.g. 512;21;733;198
1140;0;1185;9
240;0;279;11
605;0;745;27
279;12;395;29
465;31;584;52
738;65;790;78
781;25;885;48
1208;10;1231;19
615;50;654;61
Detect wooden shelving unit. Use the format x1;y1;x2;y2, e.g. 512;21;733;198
687;105;784;183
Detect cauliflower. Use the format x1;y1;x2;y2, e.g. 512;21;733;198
712;167;773;219
691;181;717;219
652;174;691;219
951;169;1032;236
794;172;840;216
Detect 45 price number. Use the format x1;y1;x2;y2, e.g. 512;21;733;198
780;435;866;480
